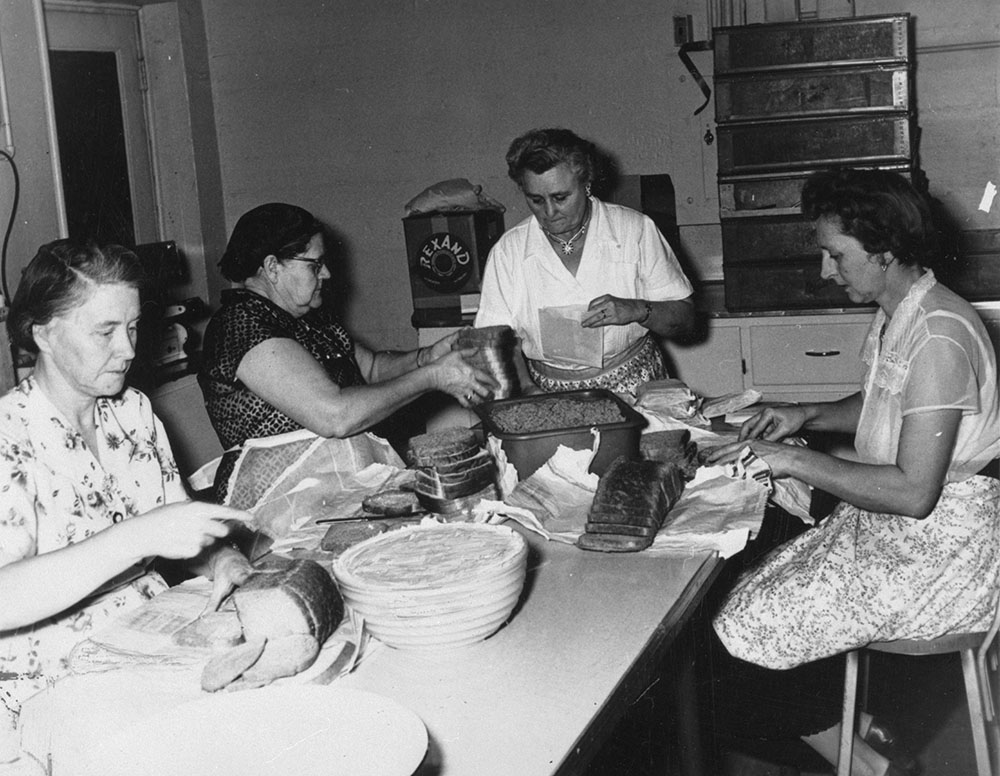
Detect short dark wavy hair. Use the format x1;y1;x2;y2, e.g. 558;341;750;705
800;167;942;269
8;240;146;354
218;202;323;282
505;128;599;188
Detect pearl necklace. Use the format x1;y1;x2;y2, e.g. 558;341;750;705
543;205;591;255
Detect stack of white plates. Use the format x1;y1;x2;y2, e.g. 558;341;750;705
332;522;528;651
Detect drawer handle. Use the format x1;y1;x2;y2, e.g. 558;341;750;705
805;350;840;357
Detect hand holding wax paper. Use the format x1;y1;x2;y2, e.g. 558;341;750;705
538;305;604;369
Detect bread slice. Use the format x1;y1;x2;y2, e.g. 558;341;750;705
406;428;481;467
577;533;653;553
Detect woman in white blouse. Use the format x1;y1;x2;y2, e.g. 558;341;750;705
707;168;999;776
475;127;695;395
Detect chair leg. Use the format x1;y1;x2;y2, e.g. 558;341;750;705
838;651;859;776
961;648;992;776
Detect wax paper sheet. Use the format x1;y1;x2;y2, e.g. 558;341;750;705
538;304;604;368
222;429;404;541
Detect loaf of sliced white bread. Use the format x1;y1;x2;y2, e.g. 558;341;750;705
201;559;343;692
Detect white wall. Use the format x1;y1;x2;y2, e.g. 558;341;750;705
199;0;723;351
0;0;996;346
199;0;1000;352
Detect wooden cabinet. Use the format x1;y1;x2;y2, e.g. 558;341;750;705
665;311;874;403
713;14;916;312
661;323;744;399
665;304;1000;404
746;317;871;401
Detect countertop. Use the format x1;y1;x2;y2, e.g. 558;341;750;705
411;282;1000;329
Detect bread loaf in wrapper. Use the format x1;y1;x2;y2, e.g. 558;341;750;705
578;456;685;553
233;558;343;645
201;559;344;692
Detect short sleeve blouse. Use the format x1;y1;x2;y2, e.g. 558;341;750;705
475;198;692;369
199;289;365;449
0;379;184;711
855;272;1000;479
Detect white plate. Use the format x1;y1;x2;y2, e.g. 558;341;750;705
77;685;427;776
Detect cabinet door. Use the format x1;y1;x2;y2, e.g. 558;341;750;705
662;324;744;398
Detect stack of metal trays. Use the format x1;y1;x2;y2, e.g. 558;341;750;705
455;325;519;401
406;428;498;514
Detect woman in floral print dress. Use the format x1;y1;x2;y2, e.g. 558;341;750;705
706;169;1000;776
0;241;252;765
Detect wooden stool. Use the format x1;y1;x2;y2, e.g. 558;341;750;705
836;620;1000;776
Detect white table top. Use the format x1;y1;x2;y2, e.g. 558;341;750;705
338;530;721;776
19;529;720;776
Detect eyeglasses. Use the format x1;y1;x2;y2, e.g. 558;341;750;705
284;256;327;277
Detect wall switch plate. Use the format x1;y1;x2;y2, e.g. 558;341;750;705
673;15;693;46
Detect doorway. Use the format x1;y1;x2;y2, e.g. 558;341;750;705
44;2;158;246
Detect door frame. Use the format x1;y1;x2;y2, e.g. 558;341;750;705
42;0;160;244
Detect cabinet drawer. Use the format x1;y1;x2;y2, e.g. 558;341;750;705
713;14;910;74
721;215;817;262
748;322;869;387
717;115;913;175
724;262;868;312
719;167;912;218
715;66;909;123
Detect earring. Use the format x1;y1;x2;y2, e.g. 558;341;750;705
585;183;592;197
880;262;889;273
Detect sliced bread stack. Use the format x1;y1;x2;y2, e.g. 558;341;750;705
454;325;519;402
407;428;498;514
577;456;685;553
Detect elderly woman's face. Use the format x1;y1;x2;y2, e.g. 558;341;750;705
34;282;140;399
520;163;589;238
271;232;330;317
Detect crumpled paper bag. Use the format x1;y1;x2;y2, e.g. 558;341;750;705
649;459;769;557
478;430;773;558
634;378;709;427
634;410;814;524
404;178;505;215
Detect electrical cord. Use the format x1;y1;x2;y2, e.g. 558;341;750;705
0;149;19;303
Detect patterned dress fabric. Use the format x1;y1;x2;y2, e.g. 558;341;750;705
526;335;667;394
715;273;1000;669
0;378;185;714
199;289;365;450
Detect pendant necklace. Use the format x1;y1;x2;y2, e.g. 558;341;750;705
543;204;591;255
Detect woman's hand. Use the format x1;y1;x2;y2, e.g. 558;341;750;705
582;295;640;328
422;330;461;365
205;545;254;612
704;438;799;479
116;502;251;562
738;405;808;442
425;348;499;406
